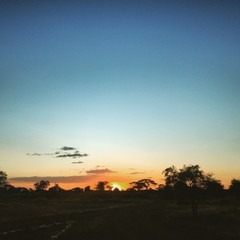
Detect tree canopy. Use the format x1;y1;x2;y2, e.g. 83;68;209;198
130;178;157;191
34;180;50;191
95;181;109;191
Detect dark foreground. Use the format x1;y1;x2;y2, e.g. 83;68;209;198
0;193;240;240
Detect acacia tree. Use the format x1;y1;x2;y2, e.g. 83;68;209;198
130;179;157;191
34;180;50;191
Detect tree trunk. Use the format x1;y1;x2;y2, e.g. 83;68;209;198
191;199;198;217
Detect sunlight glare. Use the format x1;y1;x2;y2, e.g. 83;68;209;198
112;183;122;191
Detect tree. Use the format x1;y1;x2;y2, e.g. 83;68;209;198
229;178;240;199
163;165;205;189
84;185;91;192
34;180;50;191
0;171;8;188
203;173;224;197
48;183;64;193
70;187;84;192
162;165;207;216
130;179;157;191
95;181;109;191
162;166;179;188
178;165;204;188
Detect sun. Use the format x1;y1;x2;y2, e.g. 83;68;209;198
111;183;122;191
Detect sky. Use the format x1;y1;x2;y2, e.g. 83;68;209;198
0;0;240;190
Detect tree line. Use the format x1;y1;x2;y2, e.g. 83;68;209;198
1;165;240;197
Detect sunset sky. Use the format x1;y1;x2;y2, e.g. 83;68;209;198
1;0;240;190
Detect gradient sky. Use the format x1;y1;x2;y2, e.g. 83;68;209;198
1;0;240;189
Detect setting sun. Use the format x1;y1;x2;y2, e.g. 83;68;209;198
111;183;122;191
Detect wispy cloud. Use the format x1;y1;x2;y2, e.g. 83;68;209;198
130;172;145;175
27;153;55;156
27;147;88;159
72;161;83;164
86;168;116;174
26;153;42;156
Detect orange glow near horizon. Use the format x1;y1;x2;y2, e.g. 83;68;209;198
9;180;130;191
8;170;233;190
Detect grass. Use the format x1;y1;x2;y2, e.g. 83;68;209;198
0;192;240;240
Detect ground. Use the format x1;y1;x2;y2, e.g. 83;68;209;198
0;192;240;240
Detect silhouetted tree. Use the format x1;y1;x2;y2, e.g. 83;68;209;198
0;171;8;189
203;173;224;198
162;166;179;188
84;185;91;192
229;178;240;199
95;181;109;191
130;179;157;191
34;180;50;191
3;184;15;191
48;183;64;193
163;165;207;216
70;187;84;192
13;187;29;193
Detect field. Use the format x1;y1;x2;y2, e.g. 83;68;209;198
1;192;240;240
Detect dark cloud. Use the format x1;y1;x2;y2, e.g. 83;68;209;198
9;175;96;183
72;161;83;164
86;168;116;174
130;172;145;175
60;146;76;151
56;153;88;158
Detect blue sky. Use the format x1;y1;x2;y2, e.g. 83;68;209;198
0;0;240;188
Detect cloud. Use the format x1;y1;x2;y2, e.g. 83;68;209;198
26;153;42;156
27;147;88;159
27;153;54;156
72;161;83;164
56;153;88;158
9;175;96;183
96;165;106;168
130;172;145;175
86;168;116;174
60;146;76;151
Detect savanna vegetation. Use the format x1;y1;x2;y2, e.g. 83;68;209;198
1;165;240;240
